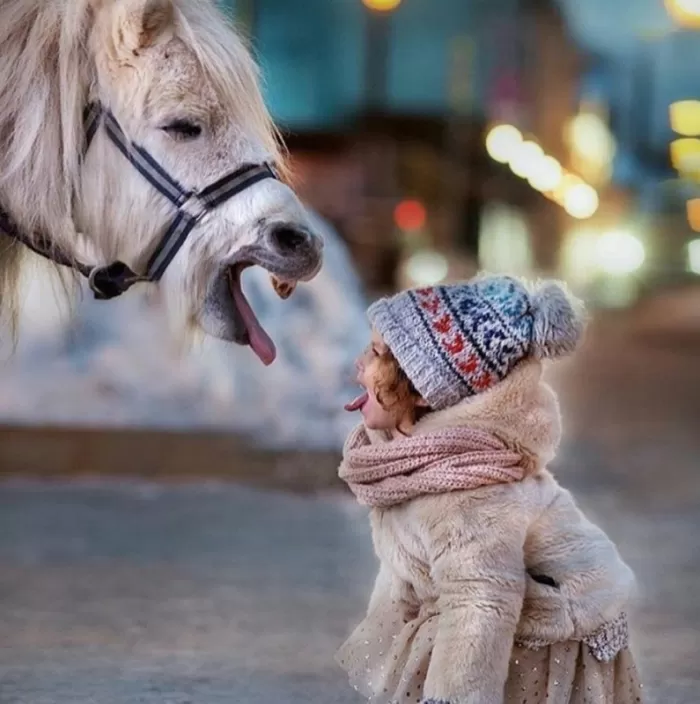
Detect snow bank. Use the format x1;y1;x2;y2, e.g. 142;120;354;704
0;212;369;450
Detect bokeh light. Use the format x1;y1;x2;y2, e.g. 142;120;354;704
485;124;523;164
552;173;583;204
560;227;600;286
528;156;563;192
687;239;700;274
596;230;646;275
362;0;402;11
688;199;700;232
403;250;449;286
479;202;533;275
670;138;700;174
567;112;616;166
670;101;700;137
483;124;599;220
563;183;599;219
394;199;427;231
665;0;700;28
509;141;544;178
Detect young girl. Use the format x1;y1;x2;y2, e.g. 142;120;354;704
336;275;643;704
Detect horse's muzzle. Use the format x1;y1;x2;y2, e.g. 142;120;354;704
259;221;324;283
254;221;324;303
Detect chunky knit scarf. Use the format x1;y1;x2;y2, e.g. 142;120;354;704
339;425;526;508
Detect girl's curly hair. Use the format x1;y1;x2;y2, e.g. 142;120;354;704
374;348;429;424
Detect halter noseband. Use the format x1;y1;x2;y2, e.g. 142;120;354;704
0;102;278;300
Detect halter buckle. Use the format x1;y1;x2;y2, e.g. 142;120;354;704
88;261;143;300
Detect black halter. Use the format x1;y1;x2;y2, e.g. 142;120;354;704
0;102;278;300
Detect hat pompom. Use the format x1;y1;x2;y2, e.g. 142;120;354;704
530;280;586;360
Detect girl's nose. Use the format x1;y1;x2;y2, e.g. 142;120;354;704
355;357;363;372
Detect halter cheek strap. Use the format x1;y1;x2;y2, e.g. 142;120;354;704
0;102;278;301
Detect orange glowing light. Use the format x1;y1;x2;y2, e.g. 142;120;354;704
688;199;700;232
394;199;427;231
362;0;401;11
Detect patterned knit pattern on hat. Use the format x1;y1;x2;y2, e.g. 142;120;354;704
367;274;584;410
339;423;526;508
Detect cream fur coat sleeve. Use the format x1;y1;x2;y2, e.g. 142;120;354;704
520;484;636;642
421;496;529;704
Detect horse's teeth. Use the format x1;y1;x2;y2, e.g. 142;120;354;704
271;275;296;300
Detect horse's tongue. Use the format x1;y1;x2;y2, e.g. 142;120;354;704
230;273;276;366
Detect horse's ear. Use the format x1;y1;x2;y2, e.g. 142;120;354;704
116;0;174;52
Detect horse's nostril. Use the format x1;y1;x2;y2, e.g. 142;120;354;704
269;225;310;254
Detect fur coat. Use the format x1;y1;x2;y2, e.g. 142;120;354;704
338;360;636;704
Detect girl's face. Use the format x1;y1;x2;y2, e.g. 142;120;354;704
345;329;416;432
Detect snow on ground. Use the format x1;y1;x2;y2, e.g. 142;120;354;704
0;212;369;450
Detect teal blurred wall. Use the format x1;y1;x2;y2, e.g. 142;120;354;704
220;0;484;130
254;0;366;128
386;0;473;111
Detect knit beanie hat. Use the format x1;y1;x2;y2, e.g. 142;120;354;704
367;274;585;410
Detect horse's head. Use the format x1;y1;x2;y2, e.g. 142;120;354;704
79;0;323;363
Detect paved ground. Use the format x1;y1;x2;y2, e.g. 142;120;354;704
0;483;373;704
1;311;699;703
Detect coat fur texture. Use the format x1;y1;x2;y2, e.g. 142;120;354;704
346;360;636;704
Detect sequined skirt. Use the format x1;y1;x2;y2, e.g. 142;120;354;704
336;609;644;704
505;642;643;704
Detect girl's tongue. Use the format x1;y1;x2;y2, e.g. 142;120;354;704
345;391;369;412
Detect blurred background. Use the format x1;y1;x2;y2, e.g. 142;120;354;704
1;1;699;702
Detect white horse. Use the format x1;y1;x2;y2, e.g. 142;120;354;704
0;0;323;365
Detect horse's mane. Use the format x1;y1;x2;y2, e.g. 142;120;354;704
0;0;284;331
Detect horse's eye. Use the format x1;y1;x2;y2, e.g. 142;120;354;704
161;121;202;140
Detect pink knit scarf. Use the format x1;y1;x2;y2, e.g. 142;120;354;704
339;425;526;508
